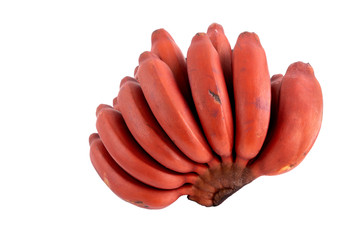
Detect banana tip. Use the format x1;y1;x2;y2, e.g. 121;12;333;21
89;133;99;145
237;31;261;45
192;32;208;42
286;61;315;76
138;51;158;64
96;104;112;117
207;23;224;33
151;28;170;43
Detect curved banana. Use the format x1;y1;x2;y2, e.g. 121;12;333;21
232;32;271;165
117;80;207;174
207;23;233;100
187;32;233;163
89;133;192;209
151;28;193;106
250;62;323;176
96;105;197;189
137;51;214;164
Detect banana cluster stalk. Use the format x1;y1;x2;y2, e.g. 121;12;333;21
89;23;323;209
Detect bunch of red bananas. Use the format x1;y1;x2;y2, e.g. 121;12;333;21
89;23;323;209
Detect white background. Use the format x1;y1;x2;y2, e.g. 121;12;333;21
1;0;359;239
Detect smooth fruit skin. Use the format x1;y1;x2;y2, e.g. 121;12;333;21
96;106;197;189
117;80;207;174
207;23;233;101
232;32;271;164
250;62;323;177
137;52;214;164
187;33;234;160
89;133;191;209
151;28;193;106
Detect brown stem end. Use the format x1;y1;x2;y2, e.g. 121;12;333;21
188;161;256;207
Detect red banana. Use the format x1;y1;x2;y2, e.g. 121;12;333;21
137;52;214;164
207;23;233;100
232;32;271;165
151;28;193;105
89;133;192;209
117;80;207;174
250;62;323;176
96;105;197;189
187;32;234;163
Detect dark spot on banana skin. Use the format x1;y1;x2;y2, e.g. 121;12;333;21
208;90;221;104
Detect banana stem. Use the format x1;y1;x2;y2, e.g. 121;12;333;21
221;155;233;165
187;160;256;207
